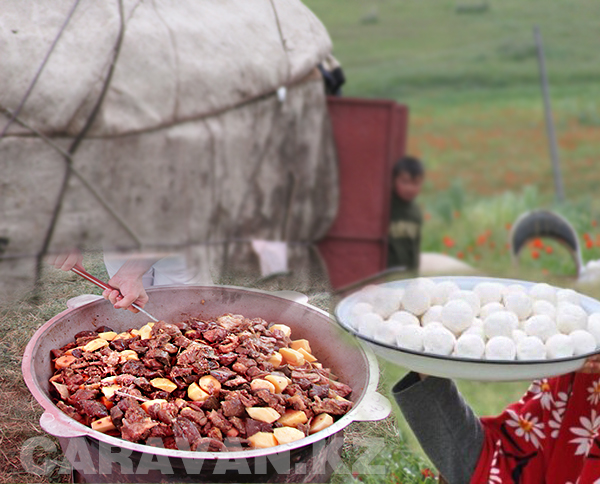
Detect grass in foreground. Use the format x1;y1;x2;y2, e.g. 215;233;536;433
0;255;107;483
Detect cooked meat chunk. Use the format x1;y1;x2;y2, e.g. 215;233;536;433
245;419;273;437
80;400;108;419
223;376;247;388
121;418;158;442
173;417;202;451
68;388;98;406
110;405;125;428
180;407;208;427
176;344;212;373
221;399;245;418
329;380;353;398
210;367;237;383
56;401;86;424
208;410;232;432
311;397;352;415
120;360;148;377
145;348;170;364
149;423;174;438
203;327;228;343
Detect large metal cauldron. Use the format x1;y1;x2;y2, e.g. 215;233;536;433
23;286;390;483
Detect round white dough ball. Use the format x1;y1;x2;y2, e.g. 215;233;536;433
588;313;600;345
472;317;483;328
402;281;432;316
355;285;380;304
545;333;574;359
503;284;527;296
569;330;597;356
441;299;475;335
423;326;456;356
413;278;437;294
395;325;424;352
484;311;519;339
431;280;460;305
448;290;481;315
474;282;504;306
556;288;581;306
480;302;505;320
356;313;384;338
516;336;546;360
374;321;403;345
512;329;528;344
454;334;486;359
504;292;533;320
371;287;403;319
425;321;444;330
422;305;444;326
388;310;420;326
348;303;374;329
532;299;557;319
486;336;516;360
529;283;557;304
524;315;558;342
463;325;485;340
351;301;373;316
556;302;588;334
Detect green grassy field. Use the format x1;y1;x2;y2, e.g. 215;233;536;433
304;0;600;281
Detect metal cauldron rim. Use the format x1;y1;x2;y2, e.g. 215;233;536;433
23;285;391;460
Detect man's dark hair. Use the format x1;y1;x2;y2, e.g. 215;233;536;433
392;155;425;179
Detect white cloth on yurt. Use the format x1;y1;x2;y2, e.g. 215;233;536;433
251;240;289;278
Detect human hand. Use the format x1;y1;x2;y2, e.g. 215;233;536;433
46;248;84;271
103;273;148;313
580;354;600;374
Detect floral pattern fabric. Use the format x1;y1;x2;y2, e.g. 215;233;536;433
471;373;600;484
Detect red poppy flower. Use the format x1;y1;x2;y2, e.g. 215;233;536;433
457;251;464;259
421;468;435;478
531;250;540;259
586;240;594;249
443;236;455;248
545;246;553;254
532;238;544;249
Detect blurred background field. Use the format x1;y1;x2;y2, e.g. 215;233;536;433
305;0;600;278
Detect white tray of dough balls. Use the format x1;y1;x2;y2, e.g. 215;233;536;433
335;276;600;381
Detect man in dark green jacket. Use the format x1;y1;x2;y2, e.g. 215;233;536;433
387;156;425;271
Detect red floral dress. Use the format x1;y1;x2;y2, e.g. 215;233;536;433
471;373;600;483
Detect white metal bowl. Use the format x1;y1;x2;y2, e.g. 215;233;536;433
335;276;600;382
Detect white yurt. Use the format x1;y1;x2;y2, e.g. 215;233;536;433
0;0;339;296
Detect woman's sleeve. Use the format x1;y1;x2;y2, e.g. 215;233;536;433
393;372;484;484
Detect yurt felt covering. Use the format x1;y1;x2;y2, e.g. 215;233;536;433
0;0;339;296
